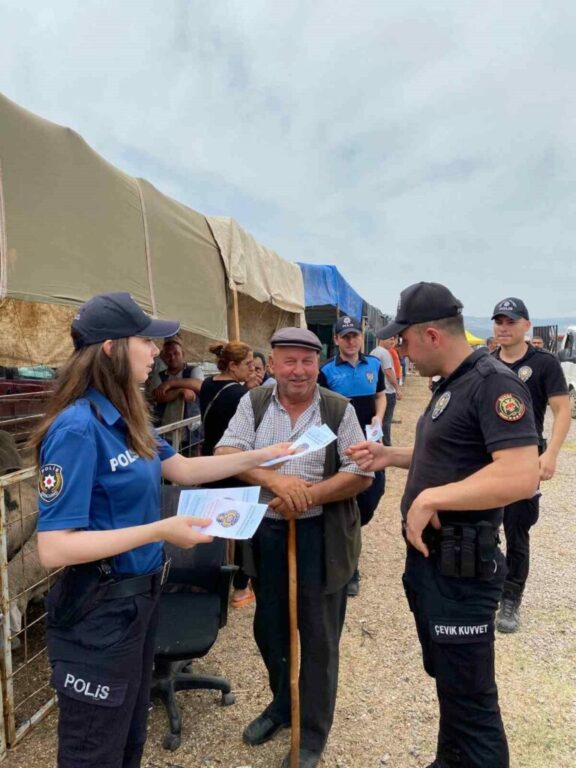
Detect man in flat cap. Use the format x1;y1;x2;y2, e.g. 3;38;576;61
347;284;540;768
216;327;373;768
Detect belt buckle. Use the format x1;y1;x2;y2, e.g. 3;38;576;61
160;558;171;587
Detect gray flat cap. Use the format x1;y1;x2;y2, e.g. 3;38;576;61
270;327;322;352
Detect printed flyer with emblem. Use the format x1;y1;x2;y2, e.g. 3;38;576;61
176;486;268;539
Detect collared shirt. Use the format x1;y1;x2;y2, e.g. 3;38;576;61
402;350;538;527
318;353;385;428
37;388;175;575
216;385;372;519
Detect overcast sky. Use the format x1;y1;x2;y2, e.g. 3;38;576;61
1;0;575;317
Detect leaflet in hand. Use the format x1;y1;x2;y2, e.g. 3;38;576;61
365;419;383;442
177;487;266;539
177;486;261;514
260;424;338;467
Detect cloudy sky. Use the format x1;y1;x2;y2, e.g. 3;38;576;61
1;0;575;317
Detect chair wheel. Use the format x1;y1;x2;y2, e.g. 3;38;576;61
221;692;235;706
163;733;181;751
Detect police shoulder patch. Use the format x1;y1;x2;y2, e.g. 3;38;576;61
517;365;532;382
431;391;451;420
495;393;526;422
39;464;64;503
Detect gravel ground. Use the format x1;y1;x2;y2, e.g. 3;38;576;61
7;375;576;767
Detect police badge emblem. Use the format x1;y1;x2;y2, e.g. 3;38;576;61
495;393;526;422
517;366;532;382
431;391;451;420
39;464;64;502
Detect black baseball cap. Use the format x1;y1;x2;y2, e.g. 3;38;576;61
334;316;362;336
270;327;322;352
377;282;463;339
71;292;180;350
491;297;530;321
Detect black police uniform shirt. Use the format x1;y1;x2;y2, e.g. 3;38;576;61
199;377;247;456
402;350;538;527
318;353;385;428
37;388;175;575
492;345;568;442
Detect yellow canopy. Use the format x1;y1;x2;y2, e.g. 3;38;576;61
465;330;485;346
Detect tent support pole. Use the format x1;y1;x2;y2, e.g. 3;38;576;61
230;286;241;341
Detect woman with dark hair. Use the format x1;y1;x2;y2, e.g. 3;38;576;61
199;341;258;608
30;293;288;768
199;342;256;457
252;351;267;385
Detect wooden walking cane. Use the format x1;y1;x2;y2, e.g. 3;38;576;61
288;518;300;768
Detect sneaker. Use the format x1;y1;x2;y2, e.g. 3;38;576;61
496;593;520;633
347;569;360;597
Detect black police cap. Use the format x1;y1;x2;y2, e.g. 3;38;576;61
71;292;180;349
334;316;362;336
491;297;530;321
377;282;463;339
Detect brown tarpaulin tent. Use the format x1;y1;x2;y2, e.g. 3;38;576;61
0;93;304;367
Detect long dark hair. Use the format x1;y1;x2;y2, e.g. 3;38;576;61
29;338;156;461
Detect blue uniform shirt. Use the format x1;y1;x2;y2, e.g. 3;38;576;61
318;353;385;428
37;388;175;575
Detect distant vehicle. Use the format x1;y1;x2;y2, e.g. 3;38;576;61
557;327;576;419
0;366;55;442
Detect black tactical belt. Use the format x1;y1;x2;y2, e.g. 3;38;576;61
102;558;171;600
404;522;499;579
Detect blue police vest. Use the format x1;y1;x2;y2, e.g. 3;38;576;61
319;354;383;428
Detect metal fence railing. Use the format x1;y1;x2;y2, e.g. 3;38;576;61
157;415;203;457
0;416;201;759
0;466;58;752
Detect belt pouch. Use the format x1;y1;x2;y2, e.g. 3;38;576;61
439;526;457;577
460;527;477;578
476;521;496;579
45;561;112;628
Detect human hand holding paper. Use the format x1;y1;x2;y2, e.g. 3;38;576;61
365;418;383;442
178;493;268;539
260;424;337;467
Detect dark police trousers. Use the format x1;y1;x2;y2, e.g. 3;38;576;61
356;469;385;526
251;516;348;753
502;494;540;596
403;546;509;768
382;393;397;446
47;591;160;768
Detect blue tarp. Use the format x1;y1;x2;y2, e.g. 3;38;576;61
297;263;364;321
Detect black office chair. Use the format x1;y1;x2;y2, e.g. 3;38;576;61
151;486;238;751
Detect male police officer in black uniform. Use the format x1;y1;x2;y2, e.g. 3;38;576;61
491;298;570;632
347;283;540;768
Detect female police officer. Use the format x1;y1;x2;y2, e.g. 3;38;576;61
30;292;289;768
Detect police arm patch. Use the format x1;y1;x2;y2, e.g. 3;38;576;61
495;393;526;422
39;464;64;502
